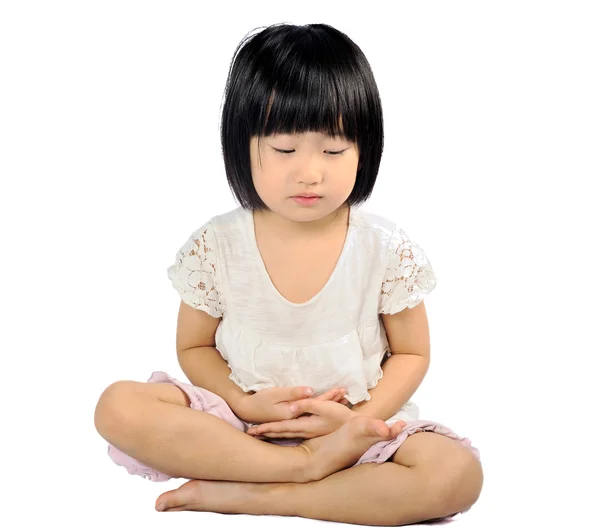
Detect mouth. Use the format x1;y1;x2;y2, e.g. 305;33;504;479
292;195;322;205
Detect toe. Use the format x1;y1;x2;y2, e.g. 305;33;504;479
392;420;407;437
351;415;386;437
156;489;185;512
377;420;394;437
368;418;390;437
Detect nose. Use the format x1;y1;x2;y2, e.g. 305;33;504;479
296;158;323;186
297;175;321;186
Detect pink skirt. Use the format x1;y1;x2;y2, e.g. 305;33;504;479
107;370;481;515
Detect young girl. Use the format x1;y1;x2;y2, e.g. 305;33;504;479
94;22;483;526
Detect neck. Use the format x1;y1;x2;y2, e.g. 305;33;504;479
253;205;350;240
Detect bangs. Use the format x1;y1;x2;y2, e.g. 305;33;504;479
258;77;358;143
245;27;369;143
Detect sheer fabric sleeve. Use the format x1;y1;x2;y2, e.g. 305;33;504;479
378;225;437;315
166;219;225;318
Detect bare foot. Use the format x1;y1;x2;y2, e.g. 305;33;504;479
300;415;406;482
155;478;273;514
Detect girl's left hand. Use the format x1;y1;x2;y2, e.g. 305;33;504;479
247;398;356;439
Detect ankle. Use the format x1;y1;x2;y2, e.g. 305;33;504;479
293;443;318;483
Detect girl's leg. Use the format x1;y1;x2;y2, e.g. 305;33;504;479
155;432;483;526
268;432;482;525
94;380;403;484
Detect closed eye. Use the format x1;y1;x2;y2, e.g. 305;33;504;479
273;148;346;156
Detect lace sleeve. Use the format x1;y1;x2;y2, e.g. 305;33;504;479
166;220;225;318
378;225;437;315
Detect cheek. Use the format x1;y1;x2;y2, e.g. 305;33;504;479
344;154;360;172
257;160;283;181
252;173;282;202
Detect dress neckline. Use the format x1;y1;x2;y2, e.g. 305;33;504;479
245;205;357;307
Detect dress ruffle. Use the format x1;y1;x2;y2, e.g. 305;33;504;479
217;318;394;406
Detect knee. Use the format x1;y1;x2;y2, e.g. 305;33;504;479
94;380;140;440
426;449;484;515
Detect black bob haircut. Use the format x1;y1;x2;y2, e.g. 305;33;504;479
220;23;384;212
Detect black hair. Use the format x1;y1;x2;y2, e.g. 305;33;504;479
220;23;384;212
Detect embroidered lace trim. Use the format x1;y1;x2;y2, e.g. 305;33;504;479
167;223;224;317
380;227;436;314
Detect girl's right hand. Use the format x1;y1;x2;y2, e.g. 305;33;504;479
233;386;348;425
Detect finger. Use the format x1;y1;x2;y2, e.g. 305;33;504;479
329;388;343;401
254;420;300;433
253;423;279;434
261;432;305;439
335;389;347;402
283;386;314;402
290;398;326;416
262;414;322;438
257;415;316;435
315;388;340;402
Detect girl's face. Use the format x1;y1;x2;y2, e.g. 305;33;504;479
249;131;359;221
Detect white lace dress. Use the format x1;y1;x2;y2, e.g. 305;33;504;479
106;207;481;484
166;205;438;425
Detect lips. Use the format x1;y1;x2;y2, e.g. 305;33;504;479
292;196;321;207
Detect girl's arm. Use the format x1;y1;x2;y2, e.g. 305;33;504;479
351;302;431;421
351;353;429;421
178;345;251;412
175;301;251;412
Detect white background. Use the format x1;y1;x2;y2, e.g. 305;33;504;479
1;1;598;530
